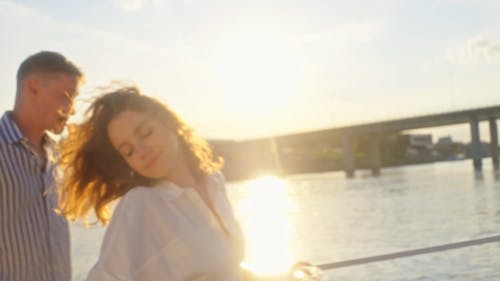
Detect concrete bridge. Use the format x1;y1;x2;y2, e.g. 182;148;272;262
270;105;500;177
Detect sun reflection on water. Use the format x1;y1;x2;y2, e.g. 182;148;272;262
235;176;296;277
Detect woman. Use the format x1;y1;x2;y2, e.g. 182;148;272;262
59;86;318;281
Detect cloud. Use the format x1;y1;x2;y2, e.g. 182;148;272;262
435;0;499;8
0;0;201;101
465;37;500;62
301;20;385;52
0;1;36;15
444;35;500;64
111;0;163;11
112;0;146;11
111;0;192;12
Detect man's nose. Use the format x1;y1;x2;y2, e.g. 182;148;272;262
69;105;75;116
61;98;76;116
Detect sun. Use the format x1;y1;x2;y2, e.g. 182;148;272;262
212;28;304;115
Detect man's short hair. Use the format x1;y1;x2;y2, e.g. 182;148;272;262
16;51;83;87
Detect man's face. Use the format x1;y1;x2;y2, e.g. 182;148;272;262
34;73;80;134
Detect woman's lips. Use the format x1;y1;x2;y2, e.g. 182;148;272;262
145;152;160;169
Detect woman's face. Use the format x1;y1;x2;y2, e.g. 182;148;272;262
107;110;181;180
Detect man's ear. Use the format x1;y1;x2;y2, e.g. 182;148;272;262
24;74;41;97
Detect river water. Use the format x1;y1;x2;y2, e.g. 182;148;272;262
70;160;500;281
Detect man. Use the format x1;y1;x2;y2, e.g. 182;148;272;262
0;51;84;281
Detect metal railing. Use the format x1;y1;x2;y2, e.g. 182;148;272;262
316;235;500;271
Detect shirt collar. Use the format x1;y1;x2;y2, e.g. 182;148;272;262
0;111;56;146
0;111;24;144
153;180;186;200
153;173;222;201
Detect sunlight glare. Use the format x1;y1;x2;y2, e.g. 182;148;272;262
237;176;296;276
213;28;304;114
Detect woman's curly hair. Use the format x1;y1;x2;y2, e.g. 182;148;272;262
58;86;223;225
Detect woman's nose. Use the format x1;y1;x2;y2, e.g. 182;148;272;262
135;141;150;158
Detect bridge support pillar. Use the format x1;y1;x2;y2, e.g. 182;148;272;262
489;117;499;170
369;136;381;176
470;117;482;171
342;135;355;178
269;138;283;175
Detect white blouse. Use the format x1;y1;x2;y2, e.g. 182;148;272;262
86;173;245;281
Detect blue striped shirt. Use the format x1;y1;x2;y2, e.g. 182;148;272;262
0;111;71;281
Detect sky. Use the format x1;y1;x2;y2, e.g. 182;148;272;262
1;0;500;142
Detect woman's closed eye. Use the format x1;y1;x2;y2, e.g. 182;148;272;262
118;122;153;157
120;145;134;158
138;125;153;138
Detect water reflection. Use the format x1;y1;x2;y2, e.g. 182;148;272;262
474;169;484;181
493;169;500;181
236;176;295;276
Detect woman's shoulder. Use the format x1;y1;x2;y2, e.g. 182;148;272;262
209;171;226;187
115;185;159;210
110;186;151;217
110;183;178;222
120;185;154;203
